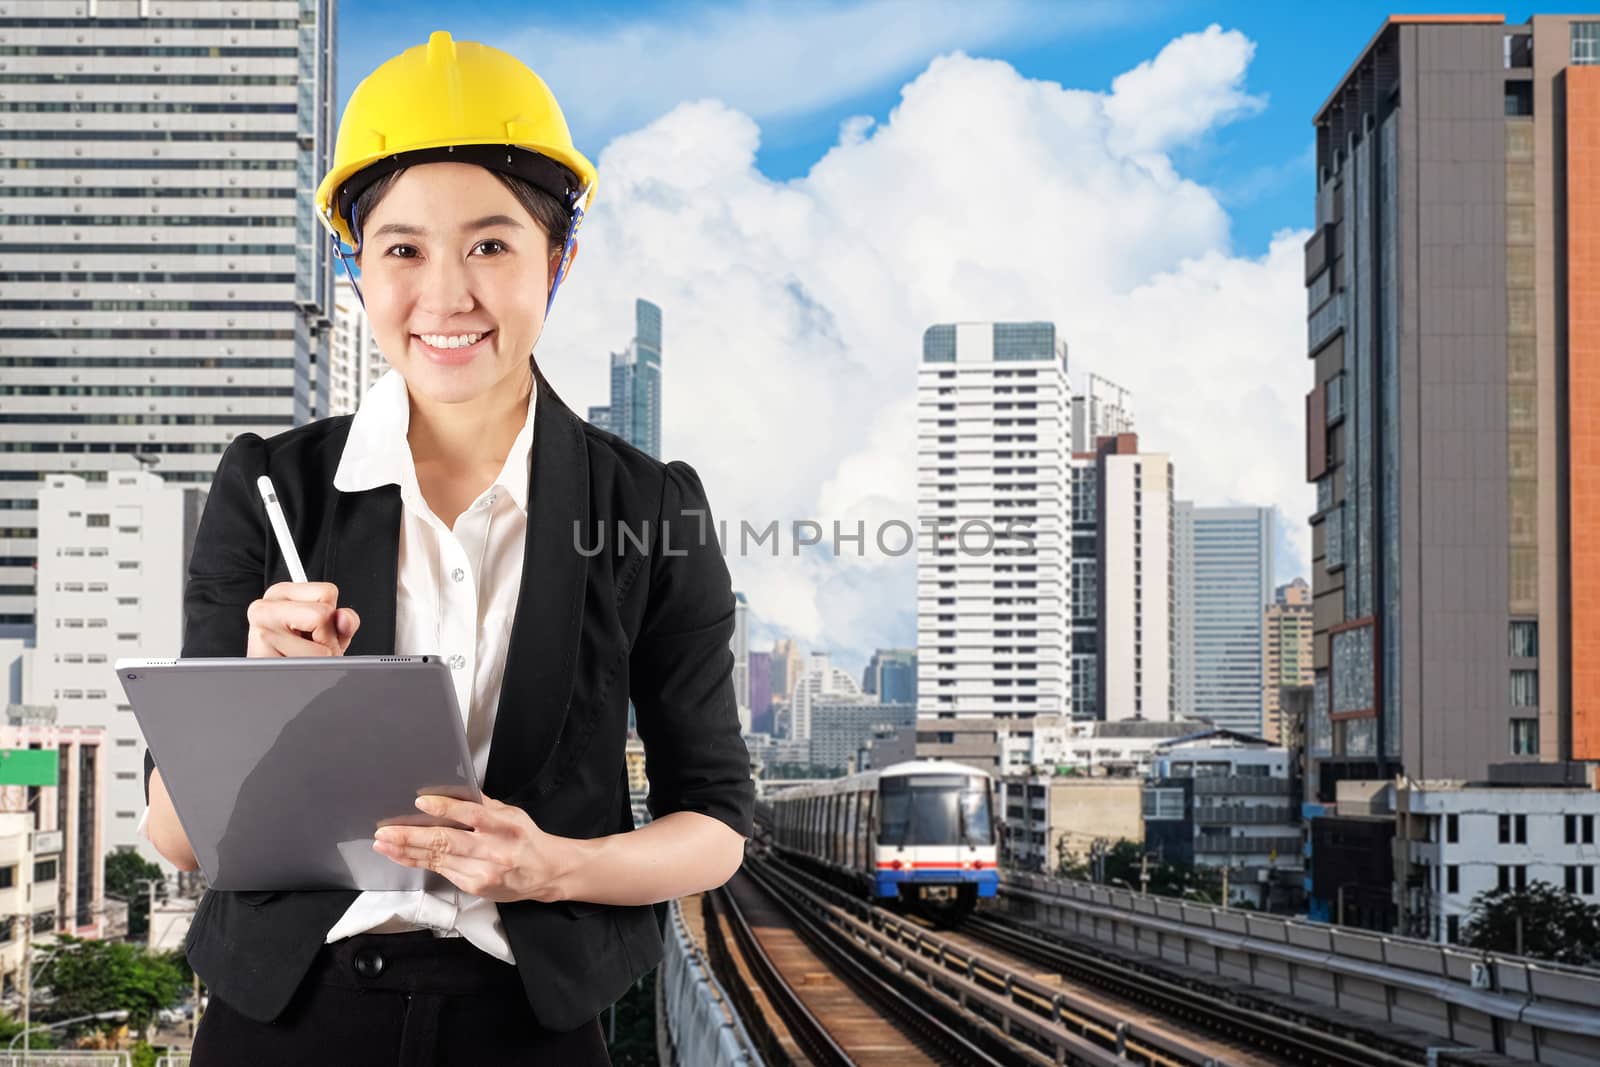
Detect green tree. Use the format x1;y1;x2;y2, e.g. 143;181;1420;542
0;1013;57;1050
105;851;165;941
1462;882;1600;965
33;935;186;1036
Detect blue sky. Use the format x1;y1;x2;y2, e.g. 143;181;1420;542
335;0;1600;259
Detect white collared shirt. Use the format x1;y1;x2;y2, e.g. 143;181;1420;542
141;367;534;964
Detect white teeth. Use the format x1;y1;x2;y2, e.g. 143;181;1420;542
418;332;483;349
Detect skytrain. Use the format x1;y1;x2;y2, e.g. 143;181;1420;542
764;759;999;923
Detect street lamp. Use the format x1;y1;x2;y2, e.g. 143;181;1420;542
8;1009;129;1050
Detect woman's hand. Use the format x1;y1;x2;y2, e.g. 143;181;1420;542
246;580;360;657
370;794;574;904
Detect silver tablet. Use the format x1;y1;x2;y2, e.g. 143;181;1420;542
117;655;481;892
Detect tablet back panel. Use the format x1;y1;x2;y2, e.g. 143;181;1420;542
118;656;480;892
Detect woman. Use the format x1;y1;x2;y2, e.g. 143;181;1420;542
139;30;753;1065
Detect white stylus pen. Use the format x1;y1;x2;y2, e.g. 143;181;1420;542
256;475;309;584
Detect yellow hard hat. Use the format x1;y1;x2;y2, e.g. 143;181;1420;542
313;29;598;251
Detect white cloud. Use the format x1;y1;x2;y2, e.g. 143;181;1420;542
1104;24;1268;157
534;27;1310;670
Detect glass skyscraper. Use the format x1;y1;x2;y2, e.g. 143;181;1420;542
1173;504;1274;735
588;298;662;458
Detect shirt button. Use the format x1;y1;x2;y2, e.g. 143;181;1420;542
451;567;465;583
449;654;466;671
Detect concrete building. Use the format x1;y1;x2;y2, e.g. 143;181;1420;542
0;723;108;946
588;299;662;457
1173;505;1273;734
1070;373;1134;454
1395;770;1600;944
863;648;917;705
31;472;202;863
0;0;338;630
770;639;803;708
1305;13;1600;806
1000;776;1145;874
916;321;1072;760
328;274;385;417
1143;730;1303;909
1024;718;1204;777
1264;579;1313;743
809;701;916;772
789;652;862;744
1094;435;1175;722
624;737;648;796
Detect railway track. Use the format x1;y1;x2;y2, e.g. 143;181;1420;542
753;849;1472;1067
707;867;1002;1065
956;913;1422;1067
739;852;1324;1066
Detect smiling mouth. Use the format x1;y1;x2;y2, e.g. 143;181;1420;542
412;330;495;357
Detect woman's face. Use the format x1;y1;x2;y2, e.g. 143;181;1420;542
354;162;561;407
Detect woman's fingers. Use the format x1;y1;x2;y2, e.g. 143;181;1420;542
373;824;506;864
257;627;336;659
246;582;355;657
264;580;341;606
248;598;335;636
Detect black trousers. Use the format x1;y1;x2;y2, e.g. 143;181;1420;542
190;930;613;1066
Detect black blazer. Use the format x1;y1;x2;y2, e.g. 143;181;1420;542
143;377;755;1030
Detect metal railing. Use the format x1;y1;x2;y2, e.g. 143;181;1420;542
0;1055;132;1067
1194;834;1305;856
658;898;764;1066
1188;775;1295;796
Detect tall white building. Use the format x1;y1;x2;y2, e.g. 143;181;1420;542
1094;435;1174;722
1173;504;1274;734
730;591;750;734
790;652;862;743
30;471;202;863
0;723;108;940
915;322;1071;729
328;274;385;416
0;0;337;629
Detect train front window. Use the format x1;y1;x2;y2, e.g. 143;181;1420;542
878;775;993;846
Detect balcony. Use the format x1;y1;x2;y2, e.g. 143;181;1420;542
1195;834;1305;857
1193;805;1298;825
1188;775;1295;797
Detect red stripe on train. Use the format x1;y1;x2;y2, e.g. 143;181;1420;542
875;861;997;869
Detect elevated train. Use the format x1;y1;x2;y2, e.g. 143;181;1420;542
763;760;998;923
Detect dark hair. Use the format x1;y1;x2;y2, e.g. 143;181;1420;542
347;166;573;404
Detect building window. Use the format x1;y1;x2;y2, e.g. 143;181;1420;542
1511;718;1539;755
1567;865;1579;893
1446;915;1460;943
1587;815;1597;845
1505;80;1534;116
85;514;109;527
32;859;56;883
1498;865;1512;891
1447;865;1460;894
1447;814;1459;844
1515;865;1528;891
1567;814;1578;844
0;866;13;889
1573;21;1600;64
1516;814;1528;844
1499;814;1511;844
1511;670;1539;707
1510;621;1538;658
1586;867;1596;896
